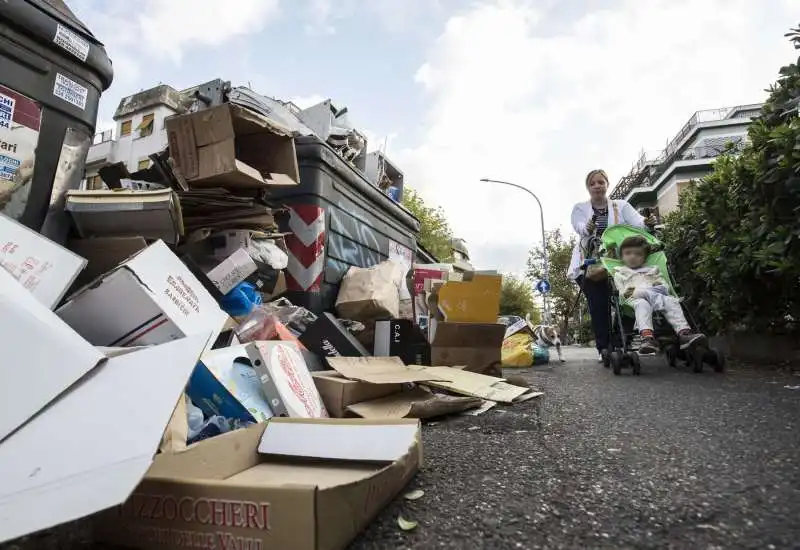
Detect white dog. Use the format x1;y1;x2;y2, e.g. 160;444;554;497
528;316;566;363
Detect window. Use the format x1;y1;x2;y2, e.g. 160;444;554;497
137;113;155;138
137;159;150;171
120;119;132;137
86;174;102;190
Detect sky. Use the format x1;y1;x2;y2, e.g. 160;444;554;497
69;0;799;276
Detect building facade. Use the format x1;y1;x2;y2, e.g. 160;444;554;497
610;103;762;218
84;84;190;188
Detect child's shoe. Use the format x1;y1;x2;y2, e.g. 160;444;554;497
639;337;659;355
679;330;707;350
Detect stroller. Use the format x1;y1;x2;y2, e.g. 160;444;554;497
582;224;725;376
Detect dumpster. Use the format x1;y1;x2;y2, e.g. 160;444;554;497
0;0;113;243
269;136;420;313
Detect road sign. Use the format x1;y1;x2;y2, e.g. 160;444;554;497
536;280;551;294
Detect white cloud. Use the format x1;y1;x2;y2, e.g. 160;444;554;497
397;0;798;276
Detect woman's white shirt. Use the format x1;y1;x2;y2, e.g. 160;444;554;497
566;199;645;280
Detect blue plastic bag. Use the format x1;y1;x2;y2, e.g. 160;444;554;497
221;282;262;317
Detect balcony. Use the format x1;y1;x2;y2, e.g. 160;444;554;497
610;104;761;200
86;129;115;166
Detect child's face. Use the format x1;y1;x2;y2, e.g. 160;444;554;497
622;246;647;268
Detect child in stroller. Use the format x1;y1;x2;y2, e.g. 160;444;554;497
613;235;706;355
596;225;725;375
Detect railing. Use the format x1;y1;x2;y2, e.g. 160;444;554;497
609;104;762;199
93;129;113;145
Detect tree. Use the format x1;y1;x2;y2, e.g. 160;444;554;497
402;187;455;262
662;25;800;335
499;276;542;323
526;229;578;334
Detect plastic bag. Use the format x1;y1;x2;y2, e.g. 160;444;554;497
221;282;262;317
185;398;254;446
502;333;536;367
249;238;288;270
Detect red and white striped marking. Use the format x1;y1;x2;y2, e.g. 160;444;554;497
285;205;326;292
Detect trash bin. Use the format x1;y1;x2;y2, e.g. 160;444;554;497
0;0;113;243
269;136;420;313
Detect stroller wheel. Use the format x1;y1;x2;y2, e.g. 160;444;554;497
691;349;704;373
627;351;641;376
601;349;611;369
664;345;678;368
709;348;726;373
610;351;623;375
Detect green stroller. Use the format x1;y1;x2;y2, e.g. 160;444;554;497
596;225;726;375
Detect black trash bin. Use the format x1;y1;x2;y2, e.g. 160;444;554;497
269;136;420;314
0;0;112;243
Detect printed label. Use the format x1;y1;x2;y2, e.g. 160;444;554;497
54;24;90;61
264;343;327;418
53;73;88;110
0;85;41;219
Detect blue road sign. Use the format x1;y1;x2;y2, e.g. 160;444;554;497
536;280;551;294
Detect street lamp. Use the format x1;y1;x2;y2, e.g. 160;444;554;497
479;178;551;324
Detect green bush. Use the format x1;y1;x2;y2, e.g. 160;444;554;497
662;26;800;335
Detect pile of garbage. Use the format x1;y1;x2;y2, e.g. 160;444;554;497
0;98;544;550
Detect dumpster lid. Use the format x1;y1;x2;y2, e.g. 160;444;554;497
31;0;93;37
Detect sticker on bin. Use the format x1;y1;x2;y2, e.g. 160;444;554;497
53;24;90;62
53;73;87;110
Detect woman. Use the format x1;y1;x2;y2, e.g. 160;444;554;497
567;169;649;361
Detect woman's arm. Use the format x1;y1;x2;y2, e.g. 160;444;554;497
620;201;645;228
571;203;589;236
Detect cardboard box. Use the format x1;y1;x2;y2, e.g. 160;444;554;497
94;418;422;550
327;356;448;385
56;240;228;350
312;371;402;418
299;312;370;362
206;248;258;295
166;104;300;189
67;236;148;290
430;322;506;375
347;387;482;419
434;274;502;323
419;367;540;403
187;342;327;424
65;189;184;244
374;319;431;366
0;212;87;309
0;268;210;544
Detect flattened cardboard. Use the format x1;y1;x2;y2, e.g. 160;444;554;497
312;371;402;418
0;333;209;545
327;356;449;385
258;419;418;462
347;387;481;419
0;269;103;442
166;104;299;189
419;367;541;403
65;188;184;244
430;322;505;375
56;240;227;351
95;418;422;550
0;213;87;309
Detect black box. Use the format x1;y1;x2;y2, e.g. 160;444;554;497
299;312;370;362
374;319;431;366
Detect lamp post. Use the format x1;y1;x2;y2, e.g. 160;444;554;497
479;178;551;324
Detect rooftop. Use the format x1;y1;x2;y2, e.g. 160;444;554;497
113;84;189;120
610;103;762;199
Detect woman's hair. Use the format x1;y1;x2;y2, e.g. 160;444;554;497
619;235;650;255
585;169;609;187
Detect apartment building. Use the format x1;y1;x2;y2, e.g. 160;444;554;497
610;103;762;217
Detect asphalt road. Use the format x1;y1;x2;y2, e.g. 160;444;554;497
351;346;800;550
3;347;799;550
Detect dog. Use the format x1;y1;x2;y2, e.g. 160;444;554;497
529;319;566;363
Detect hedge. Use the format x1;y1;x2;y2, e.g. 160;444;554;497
662;26;800;335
